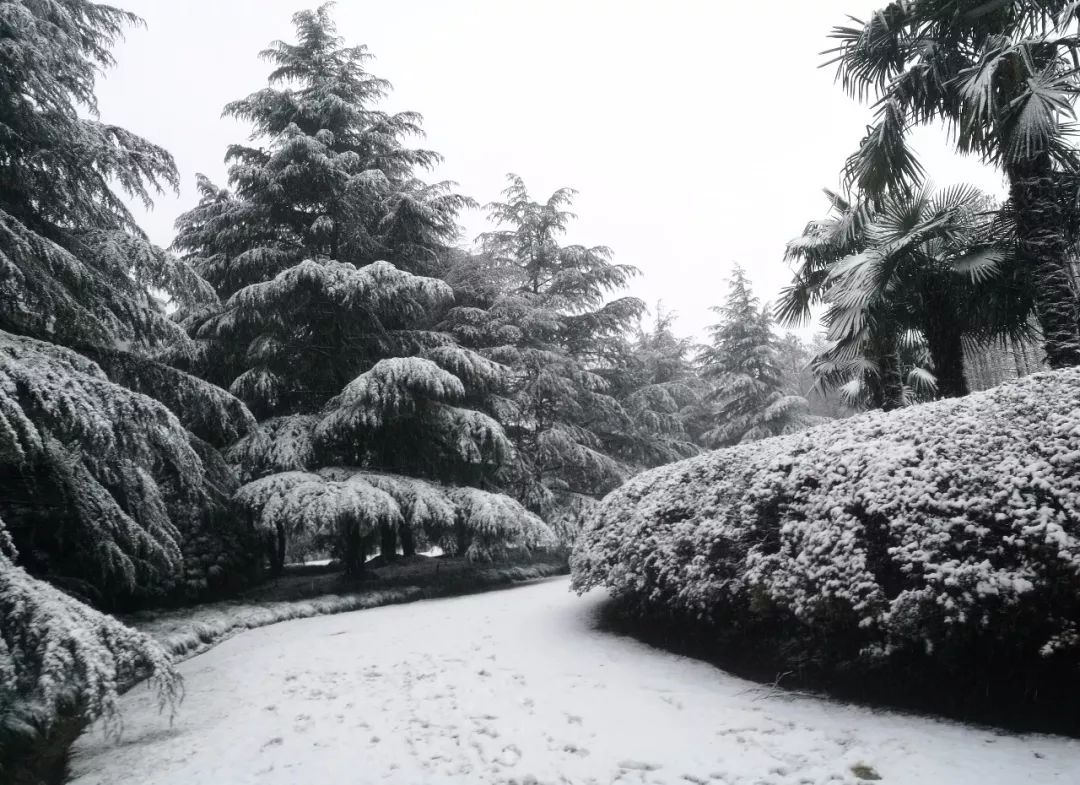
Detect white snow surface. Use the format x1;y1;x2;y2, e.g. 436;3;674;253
71;578;1080;785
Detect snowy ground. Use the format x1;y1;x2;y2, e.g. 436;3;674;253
71;577;1080;785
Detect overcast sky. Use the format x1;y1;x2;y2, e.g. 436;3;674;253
97;0;1008;341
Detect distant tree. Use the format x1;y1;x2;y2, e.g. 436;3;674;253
174;7;552;571
598;307;703;467
827;1;1080;367
698;266;814;445
442;175;645;525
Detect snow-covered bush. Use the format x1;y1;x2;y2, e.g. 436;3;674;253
0;548;180;781
573;369;1080;698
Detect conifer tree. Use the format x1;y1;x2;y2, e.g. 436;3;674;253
0;0;256;607
0;1;244;773
698;266;814;446
597;308;703;467
442;176;645;526
175;7;553;570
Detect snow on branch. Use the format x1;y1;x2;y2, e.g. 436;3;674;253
448;486;557;560
0;550;181;754
0;331;214;595
422;344;509;391
317;357;465;438
227;415;319;480
82;347;256;448
234;472;401;541
0;210;192;353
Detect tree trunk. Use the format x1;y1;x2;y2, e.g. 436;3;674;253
343;526;366;576
922;296;969;398
455;521;469;558
268;523;286;576
400;525;416;557
379;521;397;561
1007;159;1080;368
867;332;905;410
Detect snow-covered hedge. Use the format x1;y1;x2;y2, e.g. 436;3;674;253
572;369;1080;694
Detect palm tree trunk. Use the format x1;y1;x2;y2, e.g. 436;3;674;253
867;333;905;410
922;285;969;398
1007;159;1080;368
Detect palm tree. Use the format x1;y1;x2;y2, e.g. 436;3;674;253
827;0;1080;367
781;184;1027;404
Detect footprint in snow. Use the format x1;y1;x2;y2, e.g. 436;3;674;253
618;760;661;772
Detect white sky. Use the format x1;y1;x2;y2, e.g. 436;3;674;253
97;0;1009;341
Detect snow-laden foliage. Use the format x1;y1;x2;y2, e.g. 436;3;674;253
0;549;180;771
83;348;255;448
236;467;556;565
574;368;1080;675
423;344;508;392
226;415;319;480
323;469;457;532
318;357;464;433
193;258;454;416
234;471;400;571
427;405;514;467
441;177;647;517
448;487;558;560
0;331;219;600
0;210;197;354
698;266;814;446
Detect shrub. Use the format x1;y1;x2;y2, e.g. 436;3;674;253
572;369;1080;725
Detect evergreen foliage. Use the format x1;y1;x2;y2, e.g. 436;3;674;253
697;267;813;445
173;6;549;568
782;186;1031;408
442;176;646;523
827;1;1080;368
0;3;257;775
0;548;180;782
597;308;703;466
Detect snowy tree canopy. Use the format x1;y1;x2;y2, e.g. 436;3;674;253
441;177;655;528
0;331;228;602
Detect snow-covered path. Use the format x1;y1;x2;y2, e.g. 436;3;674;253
71;577;1080;785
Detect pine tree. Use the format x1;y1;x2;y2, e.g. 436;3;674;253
597;307;703;468
442;175;645;528
0;1;246;772
0;0;257;607
175;8;553;571
698;266;814;446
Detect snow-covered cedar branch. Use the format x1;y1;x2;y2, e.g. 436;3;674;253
234;469;556;561
0;210;205;354
81;347;256;448
226;415;319;480
0;330;215;598
0;548;180;771
573;367;1080;666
